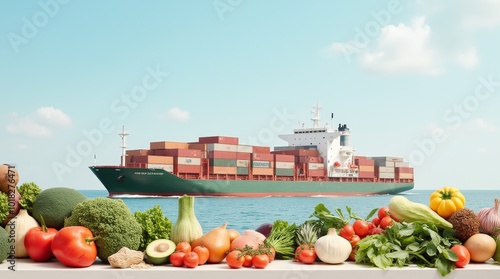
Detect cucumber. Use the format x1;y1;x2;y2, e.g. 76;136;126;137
388;195;453;229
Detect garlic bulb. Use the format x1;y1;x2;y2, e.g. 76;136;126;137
314;228;352;264
4;209;39;257
477;198;500;237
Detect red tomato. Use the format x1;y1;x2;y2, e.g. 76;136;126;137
298;249;316;264
192;245;209;265
450;245;470;268
378;206;390;220
379;216;394;229
170;251;186;267
367;222;376;231
226;250;245;269
252;254;269;269
51;226;97;268
183;252;199;268
372;217;380;227
242;254;253;267
339;224;355;240
350;234;361;246
295;244;312;260
176;241;191;254
353;220;370;237
368;227;383;235
24;225;58;262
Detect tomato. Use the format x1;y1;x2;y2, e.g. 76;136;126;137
367;222;376;231
24;225;58;262
298;249;316;264
450;245;470;268
176;241;191;254
170;251;186;267
226;250;245;269
183;251;199;268
252;254;269;269
353;220;370;237
350;234;361;246
378;206;390;220
429;186;465;218
192;245;209;265
242;254;253;267
379;216;394;229
368;227;383;235
372;217;380;227
339;224;355;240
51;226;97;268
295;244;312;260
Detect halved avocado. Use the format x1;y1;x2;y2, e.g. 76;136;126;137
145;239;176;265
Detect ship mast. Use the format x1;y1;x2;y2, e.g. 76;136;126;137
119;126;129;167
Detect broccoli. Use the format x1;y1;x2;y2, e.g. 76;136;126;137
17;182;42;214
0;192;8;223
64;197;142;262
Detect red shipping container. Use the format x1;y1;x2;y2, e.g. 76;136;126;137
354;156;367;160
127;155;173;164
198;136;239;145
308;169;325;177
355;158;374;166
272;149;319;157
274;154;295;162
253;153;274;161
297;156;323;163
358;171;375;178
155;148;202;158
175;164;201;174
126;149;150;156
252;146;271;153
209;166;237;175
188;143;207;151
207;151;237;159
252;168;274;176
395;167;414;174
236;152;251;160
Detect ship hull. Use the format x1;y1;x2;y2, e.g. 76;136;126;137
90;166;414;197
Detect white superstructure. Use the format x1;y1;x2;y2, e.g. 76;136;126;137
278;105;358;178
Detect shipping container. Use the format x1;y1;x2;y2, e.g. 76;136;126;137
146;164;174;172
236;160;250;168
272;149;319;157
370;156;404;162
395;167;414;174
206;143;238;152
252;161;271;168
127;155;173;165
297;156;323;163
188;143;207;151
396;173;414;179
252;168;274;176
275;162;295;169
207;151;237;159
395;161;410;168
175;164;201;174
275;168;295;176
236;152;251;160
373;160;395;167
237;167;249;175
274;154;295;162
308;169;325;177
375;166;395;173
359;165;375;172
355;158;374;166
208;158;237;167
378;172;395;179
153;148;202;158
252;153;274;161
354;156;367;160
176;157;201;166
209;166;237;175
358;171;375;179
150;141;189;150
252;146;271;154
126;149;150;156
236;145;253;153
198;136;239;145
308;163;325;170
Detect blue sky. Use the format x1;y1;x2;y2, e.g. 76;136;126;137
1;0;499;191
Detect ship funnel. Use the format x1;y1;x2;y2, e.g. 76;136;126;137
339;124;350;147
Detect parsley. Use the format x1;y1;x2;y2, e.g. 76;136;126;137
355;221;460;276
134;205;172;251
265;220;297;259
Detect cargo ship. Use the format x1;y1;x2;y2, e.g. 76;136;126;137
90;105;414;197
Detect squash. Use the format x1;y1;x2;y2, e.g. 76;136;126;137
388;196;452;228
191;223;231;264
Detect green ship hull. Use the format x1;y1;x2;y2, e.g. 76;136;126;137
90;166;414;197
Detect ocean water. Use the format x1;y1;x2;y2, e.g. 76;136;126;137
79;189;500;233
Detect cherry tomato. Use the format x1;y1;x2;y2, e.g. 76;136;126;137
378;206;390;220
353;220;370;237
50;226;97;268
176;241;191;254
367;222;376;231
192;245;209;265
226;250;245;269
450;245;470;268
368;227;383;235
170;251;186;267
298;249;316;264
252;254;269;269
183;251;199;268
24;225;58;262
339;224;355;240
372;217;380;227
350;234;361;246
242;254;253;267
379;216;394;229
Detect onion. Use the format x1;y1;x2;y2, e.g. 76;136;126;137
477;198;500;236
463;233;496;262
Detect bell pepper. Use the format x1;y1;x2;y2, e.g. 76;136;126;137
429;186;465;219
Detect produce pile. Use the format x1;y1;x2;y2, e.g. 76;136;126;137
2;165;500;276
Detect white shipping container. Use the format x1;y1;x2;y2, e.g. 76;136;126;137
308;163;325;170
375;161;395;167
378;172;395;179
275;162;295;169
236;145;253;153
252;161;271;168
207;143;237;152
371;156;403;162
377;166;395;173
236;160;250;168
176;157;201;165
146;164;174;172
395;161;410;167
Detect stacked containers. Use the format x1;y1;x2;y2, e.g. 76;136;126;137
272;149;323;177
207;143;237;175
370;156;401;179
395;167;414;180
236;145;252;175
274;154;295;176
252;152;274;176
124;154;174;172
162;149;202;174
354;156;375;178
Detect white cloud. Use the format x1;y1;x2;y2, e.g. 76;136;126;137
160;107;190;121
5;107;72;138
455;47;479;69
458;0;500;30
36;107;72;127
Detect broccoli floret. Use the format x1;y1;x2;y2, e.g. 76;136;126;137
18;182;42;214
64;197;142;262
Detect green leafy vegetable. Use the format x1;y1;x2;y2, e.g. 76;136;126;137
0;192;9;222
355;221;460;276
134;205;172;251
17;182;42;214
309;203;378;235
265;220;297;259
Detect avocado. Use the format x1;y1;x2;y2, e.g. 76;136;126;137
145;239;176;265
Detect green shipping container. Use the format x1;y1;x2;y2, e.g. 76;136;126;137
209;158;237;167
237;167;249;175
275;168;294;176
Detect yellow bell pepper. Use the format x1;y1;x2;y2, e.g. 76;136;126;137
429;186;465;219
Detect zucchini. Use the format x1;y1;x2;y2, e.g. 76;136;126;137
388;195;453;228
